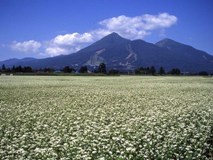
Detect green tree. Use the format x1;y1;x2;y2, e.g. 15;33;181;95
150;66;156;75
11;65;16;73
62;66;75;73
169;68;181;75
15;66;23;72
198;71;208;76
2;64;6;72
135;68;141;74
159;66;165;75
108;69;119;75
79;66;88;73
98;63;106;74
43;68;55;72
23;66;33;73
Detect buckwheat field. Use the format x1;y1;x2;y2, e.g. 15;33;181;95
0;76;212;159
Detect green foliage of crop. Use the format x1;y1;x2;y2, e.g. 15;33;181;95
0;76;212;159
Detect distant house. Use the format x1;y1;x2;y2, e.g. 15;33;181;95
181;72;190;75
87;70;93;74
54;70;62;73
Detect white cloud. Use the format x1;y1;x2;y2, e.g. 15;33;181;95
10;13;177;57
90;29;111;39
53;32;94;45
45;47;69;57
99;13;177;39
11;40;41;53
45;32;94;56
141;13;177;30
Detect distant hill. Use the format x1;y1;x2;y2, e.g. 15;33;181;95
0;32;213;73
155;38;213;73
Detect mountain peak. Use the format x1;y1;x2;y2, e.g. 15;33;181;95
155;38;183;48
92;32;130;46
77;32;130;53
156;38;177;43
159;38;174;42
108;32;120;36
103;32;125;40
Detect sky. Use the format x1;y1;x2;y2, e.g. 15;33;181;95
0;0;213;61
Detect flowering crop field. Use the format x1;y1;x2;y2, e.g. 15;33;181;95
0;76;212;159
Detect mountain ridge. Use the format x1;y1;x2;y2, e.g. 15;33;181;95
0;32;213;73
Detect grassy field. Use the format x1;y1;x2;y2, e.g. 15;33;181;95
0;76;212;159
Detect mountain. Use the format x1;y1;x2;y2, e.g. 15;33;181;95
155;38;213;72
0;57;36;66
0;33;213;73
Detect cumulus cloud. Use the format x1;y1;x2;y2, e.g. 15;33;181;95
142;13;177;29
10;13;177;56
45;47;69;56
99;13;177;39
53;32;94;46
44;32;94;56
11;40;41;53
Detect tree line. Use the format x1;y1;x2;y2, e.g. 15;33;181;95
134;66;182;75
0;63;107;74
0;63;210;76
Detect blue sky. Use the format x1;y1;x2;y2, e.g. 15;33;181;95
0;0;213;61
